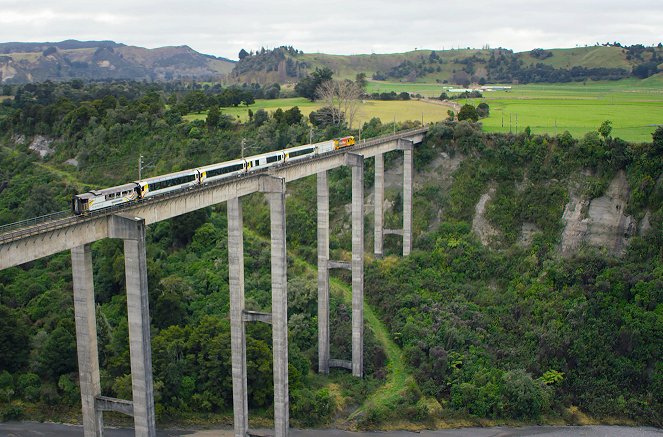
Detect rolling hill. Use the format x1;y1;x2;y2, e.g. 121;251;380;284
1;40;661;86
0;40;235;83
229;44;662;85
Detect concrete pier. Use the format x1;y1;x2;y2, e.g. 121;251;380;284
1;129;427;437
71;244;104;437
260;176;289;437
374;153;384;258
109;215;156;437
227;198;248;437
400;140;414;256
346;153;364;378
317;171;330;375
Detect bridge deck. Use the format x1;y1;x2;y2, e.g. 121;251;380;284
0;128;427;269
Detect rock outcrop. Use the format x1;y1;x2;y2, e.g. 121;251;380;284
28;136;54;158
560;170;636;256
472;185;500;245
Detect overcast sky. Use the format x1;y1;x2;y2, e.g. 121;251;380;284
1;0;661;60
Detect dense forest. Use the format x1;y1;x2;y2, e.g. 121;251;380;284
0;81;661;428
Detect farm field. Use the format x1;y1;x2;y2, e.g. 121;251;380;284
185;97;454;127
367;76;663;142
185;75;663;142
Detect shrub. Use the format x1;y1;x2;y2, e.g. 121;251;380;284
16;373;40;402
501;369;551;419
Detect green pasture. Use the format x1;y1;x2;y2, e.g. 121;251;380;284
185;76;663;142
366;77;663;142
463;78;663;142
185;97;452;127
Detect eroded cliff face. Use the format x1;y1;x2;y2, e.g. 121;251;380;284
466;170;647;257
559;170;638;256
472;185;499;246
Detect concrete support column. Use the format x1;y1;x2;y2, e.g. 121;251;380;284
71;244;103;437
109;215;156;437
317;171;330;375
346;153;364;378
374;153;384;258
260;176;289;437
400;140;414;256
227;198;248;437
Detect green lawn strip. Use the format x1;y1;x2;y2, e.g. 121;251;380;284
242;227;418;422
329;276;420;421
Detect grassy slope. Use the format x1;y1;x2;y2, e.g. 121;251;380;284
332;275;424;425
519;46;633;69
280;46;645;83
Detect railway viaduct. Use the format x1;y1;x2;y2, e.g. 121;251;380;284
0;127;428;437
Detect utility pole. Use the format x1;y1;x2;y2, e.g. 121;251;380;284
309;128;313;145
509;114;512;134
138;155;143;180
241;138;246;160
393;114;396;135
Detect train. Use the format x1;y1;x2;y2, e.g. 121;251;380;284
72;136;356;215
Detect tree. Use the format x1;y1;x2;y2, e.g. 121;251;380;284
170;208;210;247
457;104;479;122
253;108;269;127
309;106;343;128
598;120;612;140
38;325;77;379
355;72;368;90
315;79;362;128
206;105;220;130
653;125;663;154
477;102;490;118
238;49;249;60
0;305;29;372
283;106;303;126
294;67;333;101
154;276;191;329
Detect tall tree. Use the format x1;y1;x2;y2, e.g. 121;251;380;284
294;67;333;101
315;79;362;128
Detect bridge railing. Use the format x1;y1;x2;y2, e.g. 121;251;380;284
0;210;71;235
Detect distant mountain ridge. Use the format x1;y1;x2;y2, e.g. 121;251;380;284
0;40;235;84
2;40;661;85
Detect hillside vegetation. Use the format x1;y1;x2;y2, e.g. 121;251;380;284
230;44;663;85
0;80;661;428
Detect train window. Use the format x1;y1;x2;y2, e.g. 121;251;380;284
149;173;196;192
289;148;315;158
207;163;244;178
